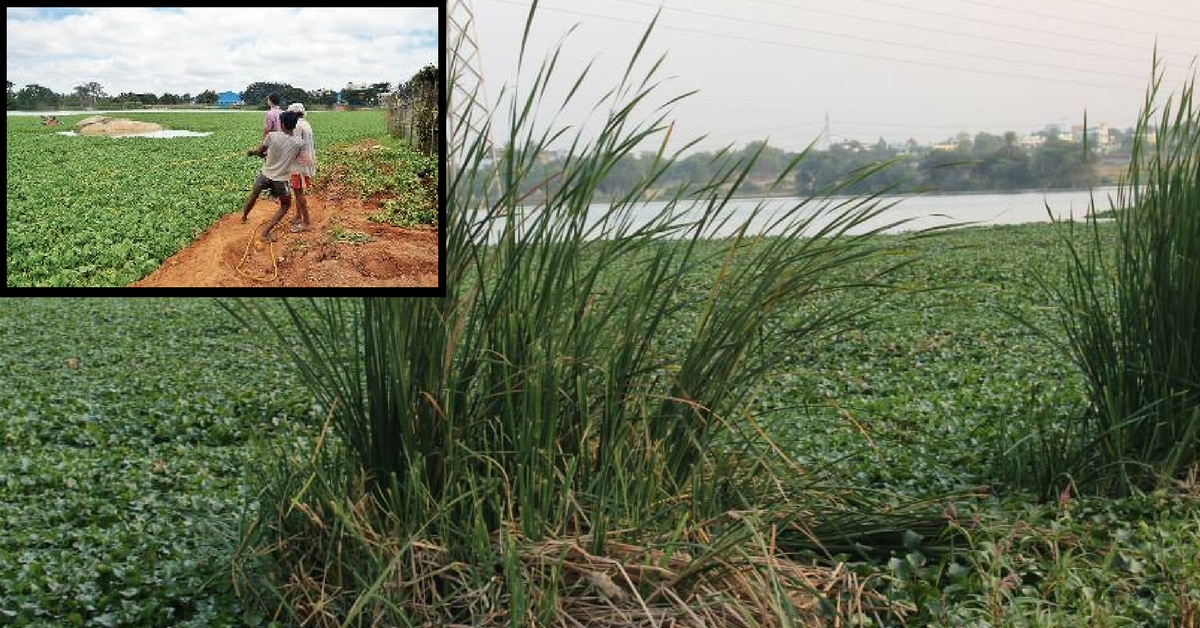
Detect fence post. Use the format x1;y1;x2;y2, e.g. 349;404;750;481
386;67;439;156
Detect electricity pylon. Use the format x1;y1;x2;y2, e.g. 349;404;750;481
446;0;496;167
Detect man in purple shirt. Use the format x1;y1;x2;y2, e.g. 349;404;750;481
262;92;282;139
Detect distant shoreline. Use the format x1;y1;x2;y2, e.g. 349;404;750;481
6;108;257;116
570;185;1124;204
6;106;363;116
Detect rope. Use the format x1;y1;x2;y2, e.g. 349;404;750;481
236;219;279;283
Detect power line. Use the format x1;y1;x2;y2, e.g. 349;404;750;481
707;120;824;138
479;0;1145;92
1056;0;1200;27
842;0;1198;60
837;119;1050;129
736;0;1161;67
604;0;1146;80
720;118;1066;139
952;0;1200;40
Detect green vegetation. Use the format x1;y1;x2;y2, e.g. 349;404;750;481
316;136;439;228
4;223;1196;627
4;8;1196;628
0;298;312;627
5;110;432;287
386;64;438;156
367;195;438;228
1004;61;1200;498
328;226;374;244
223;7;938;623
200;7;1191;628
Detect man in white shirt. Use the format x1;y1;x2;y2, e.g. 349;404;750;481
240;110;305;241
285;102;316;231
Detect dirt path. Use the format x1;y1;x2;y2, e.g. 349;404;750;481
131;191;438;288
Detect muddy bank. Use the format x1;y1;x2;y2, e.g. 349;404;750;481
131;190;439;288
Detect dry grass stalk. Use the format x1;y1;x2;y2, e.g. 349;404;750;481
263;504;906;628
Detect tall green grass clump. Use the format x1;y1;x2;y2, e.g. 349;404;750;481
228;5;943;626
1010;59;1199;497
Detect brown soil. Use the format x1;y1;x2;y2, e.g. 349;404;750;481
131;190;438;288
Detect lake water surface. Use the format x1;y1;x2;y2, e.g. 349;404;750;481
490;187;1124;242
705;186;1120;236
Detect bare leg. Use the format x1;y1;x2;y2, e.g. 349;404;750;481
241;179;266;222
289;188;303;226
292;189;310;230
260;196;291;241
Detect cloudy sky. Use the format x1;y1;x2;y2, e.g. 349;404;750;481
463;0;1200;153
7;7;438;97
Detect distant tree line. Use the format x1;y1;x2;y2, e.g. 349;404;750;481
8;78;406;111
788;133;1101;195
494;131;1136;201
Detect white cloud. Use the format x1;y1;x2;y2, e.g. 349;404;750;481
6;7;439;96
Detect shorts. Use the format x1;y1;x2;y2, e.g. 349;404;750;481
255;172;291;199
290;174;312;192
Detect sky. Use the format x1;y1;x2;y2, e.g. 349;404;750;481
460;0;1200;154
6;7;438;98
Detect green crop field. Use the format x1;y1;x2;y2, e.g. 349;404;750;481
0;297;311;626
5;111;385;287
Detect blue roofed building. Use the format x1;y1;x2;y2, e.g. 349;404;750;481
217;91;242;108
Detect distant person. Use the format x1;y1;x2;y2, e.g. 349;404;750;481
240;110;305;241
262;92;282;139
286;102;316;232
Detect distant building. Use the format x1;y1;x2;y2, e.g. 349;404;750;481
217;91;242;108
1043;124;1070;142
1087;123;1112;152
345;81;372;91
1067;123;1112;151
536;149;563;164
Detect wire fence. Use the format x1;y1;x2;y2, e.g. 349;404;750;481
385;66;438;156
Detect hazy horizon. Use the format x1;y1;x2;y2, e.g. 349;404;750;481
463;0;1200;155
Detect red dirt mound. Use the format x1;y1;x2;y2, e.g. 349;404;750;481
131;191;438;288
